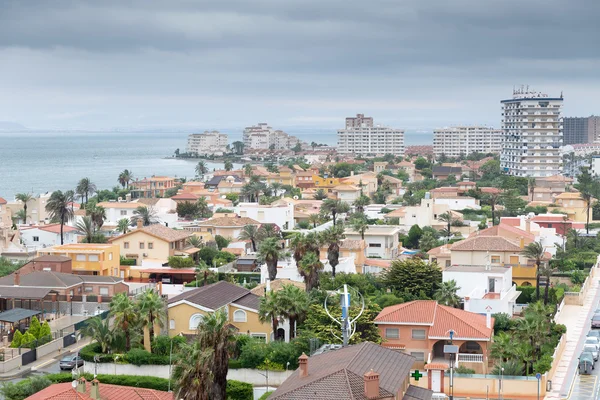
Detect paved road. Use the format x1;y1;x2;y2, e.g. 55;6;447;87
565;305;600;399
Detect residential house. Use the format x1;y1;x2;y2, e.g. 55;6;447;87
529;175;573;200
295;170;314;189
37;243;121;277
375;300;494;375
6;192;52;224
26;379;173;400
319;239;366;272
553;192;599;223
333;185;361;205
340;171;378;196
108;222;194;269
382;174;405;196
235;256;258;272
433;196;480;211
196;216;261;240
167;281;273;341
531;214;574;236
0;197;28;261
250;279;306;296
429;187;459;199
20;224;79;249
266;166;295;186
443;265;520;315
130;176;177;198
91;202;142;230
344;225;401;259
235;200;294;230
270;342;432;400
217;178;244;195
432;166;462;180
205;175;244;191
312;174;342;193
18;255;73;274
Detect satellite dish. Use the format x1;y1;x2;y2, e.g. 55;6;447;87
293;195;299;200
71;380;78;389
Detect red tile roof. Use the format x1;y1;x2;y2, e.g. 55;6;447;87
375;300;493;341
450;236;522;252
0;197;7;205
25;381;173;400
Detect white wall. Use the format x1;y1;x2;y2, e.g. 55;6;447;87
434;197;480;211
235;202;294;230
20;228;78;248
443;269;512;298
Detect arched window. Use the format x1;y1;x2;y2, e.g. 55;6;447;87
233;310;247;323
189;313;204;330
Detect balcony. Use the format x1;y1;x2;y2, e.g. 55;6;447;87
458;353;484;363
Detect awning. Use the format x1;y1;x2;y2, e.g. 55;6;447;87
0;308;43;323
138;268;197;275
0;286;52;300
182;247;201;255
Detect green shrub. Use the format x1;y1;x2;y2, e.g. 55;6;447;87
20;332;37;348
87;294;98;302
10;330;22;348
96;374;170;391
0;375;51;400
79;342;116;363
227;380;253;400
454;365;476;374
228;359;243;369
151;335;186;356
258;392;273;400
39;322;51;339
238;340;269;369
119;257;136;266
571;270;586;284
28;316;41;339
492;313;513;333
124;348;170;365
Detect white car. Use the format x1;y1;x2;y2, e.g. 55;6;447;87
583;344;599;361
585;337;600;350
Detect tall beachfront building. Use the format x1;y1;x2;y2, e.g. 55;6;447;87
337;114;404;155
187;131;228;155
243;123;303;150
500;88;564;177
562;116;600;145
433;126;502;158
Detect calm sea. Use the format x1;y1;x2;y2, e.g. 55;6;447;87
0;130;432;200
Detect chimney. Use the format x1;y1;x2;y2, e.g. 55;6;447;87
13;271;20;286
77;377;87;394
90;379;100;400
519;236;524;249
298;353;309;378
350;170;354;176
486;307;492;329
525;219;531;233
137;219;143;229
363;369;380;399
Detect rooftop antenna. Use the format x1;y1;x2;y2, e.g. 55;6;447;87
324;284;365;347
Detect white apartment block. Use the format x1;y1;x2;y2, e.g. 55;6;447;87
187;131;228;156
433;126;502;158
243;123;304;151
500;88;564;177
337;114;404;155
592;155;600;178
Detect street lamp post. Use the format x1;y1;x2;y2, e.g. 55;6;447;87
500;367;504;400
444;330;458;400
168;337;174;392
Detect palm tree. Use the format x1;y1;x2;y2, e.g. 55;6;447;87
109;293;137;351
131;205;158;226
257;223;280;242
137;289;166;341
231;141;244;155
276;285;309;340
76;177;97;205
224;160;234;172
14;193;32;224
539;262;554;305
187;235;203;248
521;241;545;301
321;199;350;226
118;169;133;188
308;213;320;229
259;292;282;341
76;216;95;243
45;190;74;245
65;190;76;213
483;192;500;226
238;224;259;252
270;182;282;196
13;209;28;225
80;316;113;354
320;224;345;277
298;252;323;292
418;231;439;252
434;280;461;307
195;161;208;179
528;178;536;202
490;331;517;362
289;232;320;266
313;189;327;200
353;194;370;213
258;237;286;281
244;163;253;177
117;218;130;234
195;310;236;400
350;215;369;240
87;204;106;230
172;340;213;400
196;197;211;218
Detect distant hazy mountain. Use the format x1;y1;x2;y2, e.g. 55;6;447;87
0;121;27;131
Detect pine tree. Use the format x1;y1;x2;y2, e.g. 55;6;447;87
39;321;52;339
10;330;22;348
28;316;41;339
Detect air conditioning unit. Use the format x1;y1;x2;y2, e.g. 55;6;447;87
143;253;148;257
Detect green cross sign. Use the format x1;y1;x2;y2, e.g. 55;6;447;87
411;370;423;381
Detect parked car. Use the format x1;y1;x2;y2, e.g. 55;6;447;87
587;330;600;339
583;344;599;361
580;352;595;374
59;355;84;370
585;337;600;350
591;314;600;329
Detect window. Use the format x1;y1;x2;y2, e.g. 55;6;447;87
88;255;99;262
148;243;154;250
491;255;501;264
385;328;399;339
169;319;175;330
99;287;109;296
412;329;426;340
124;242;129;249
76;254;86;262
189;314;204;330
84;287;93;292
139;242;145;249
120;210;127;216
251;333;267;342
547;223;553;228
109;253;113;261
233;310;247;322
411;352;425;361
369;243;382;248
33;236;39;242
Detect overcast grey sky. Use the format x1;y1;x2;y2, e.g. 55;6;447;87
0;0;598;131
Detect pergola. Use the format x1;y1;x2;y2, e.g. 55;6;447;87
0;286;53;314
0;308;44;333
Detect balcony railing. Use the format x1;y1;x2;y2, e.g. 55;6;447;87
458;353;484;363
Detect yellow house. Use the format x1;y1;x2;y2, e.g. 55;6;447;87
39;243;120;277
266;166;295;187
312;175;342;192
108;222;194;264
553;192;598;223
319;239;366;272
167;281;273;341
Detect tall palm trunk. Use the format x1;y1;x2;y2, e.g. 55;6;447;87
544;278;550;305
60;213;65;245
535;262;541;300
23;204;27;224
289;317;296;340
272;317;278;340
586;204;591;234
149;313;155;339
332;212;337;226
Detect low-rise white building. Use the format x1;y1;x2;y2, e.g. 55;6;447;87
344;225;401;259
443;265;520;315
235;200;295;230
592;155;600;178
186;131;228;156
433;196;480;211
433;126;502;158
20;224;79;250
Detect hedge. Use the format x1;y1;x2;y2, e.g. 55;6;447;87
258;392;273;400
516;286;564;305
120;258;136;266
79;342;171;365
47;373;252;398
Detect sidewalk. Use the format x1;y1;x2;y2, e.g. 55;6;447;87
0;337;91;380
545;272;600;399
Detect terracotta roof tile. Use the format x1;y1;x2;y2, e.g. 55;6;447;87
375;300;437;324
450;236;522;252
340;239;365;250
25;382;173;400
251;280;306;296
168;281;250;310
110;224;191;243
403;385;434;400
198;217;261;227
0;197;7;205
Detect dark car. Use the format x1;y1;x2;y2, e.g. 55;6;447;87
59;355;84;370
592;314;600;329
